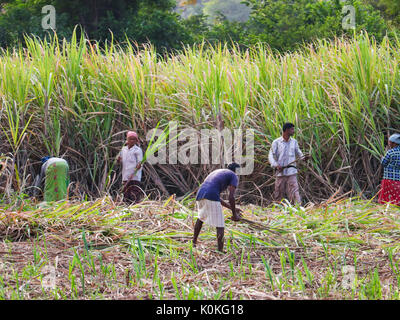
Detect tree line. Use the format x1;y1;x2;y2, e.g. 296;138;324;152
0;0;399;52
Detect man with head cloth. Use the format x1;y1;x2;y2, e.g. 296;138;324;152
117;131;144;204
193;163;241;253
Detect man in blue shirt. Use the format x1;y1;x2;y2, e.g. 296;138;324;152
193;163;241;252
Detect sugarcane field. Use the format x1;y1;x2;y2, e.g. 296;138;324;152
1;1;400;303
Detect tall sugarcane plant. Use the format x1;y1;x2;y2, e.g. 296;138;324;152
0;30;399;199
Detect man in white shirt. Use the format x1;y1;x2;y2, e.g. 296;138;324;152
117;131;144;204
268;123;307;204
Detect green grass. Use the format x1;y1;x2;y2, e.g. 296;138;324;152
1;198;400;299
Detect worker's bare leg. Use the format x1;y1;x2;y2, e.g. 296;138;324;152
216;227;224;252
193;219;203;247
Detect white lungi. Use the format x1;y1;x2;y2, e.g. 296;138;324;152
197;199;224;228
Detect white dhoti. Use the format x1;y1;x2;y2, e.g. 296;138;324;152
197;199;224;228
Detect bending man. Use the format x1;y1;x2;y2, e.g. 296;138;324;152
193;163;241;252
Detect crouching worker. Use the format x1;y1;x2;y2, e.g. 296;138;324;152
33;156;69;202
193;163;241;252
117;131;144;204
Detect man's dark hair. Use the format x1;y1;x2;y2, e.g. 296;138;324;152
282;122;295;132
227;163;240;172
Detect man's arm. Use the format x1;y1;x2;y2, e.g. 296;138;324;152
268;141;279;167
269;141;282;171
227;185;240;221
136;147;143;169
295;140;304;158
220;199;231;210
220;198;242;213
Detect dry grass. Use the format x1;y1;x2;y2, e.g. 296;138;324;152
1;197;400;300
